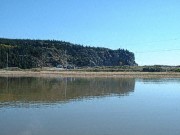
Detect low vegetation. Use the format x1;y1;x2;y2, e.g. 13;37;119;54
69;65;180;72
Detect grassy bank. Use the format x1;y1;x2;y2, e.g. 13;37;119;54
1;69;180;78
1;65;180;78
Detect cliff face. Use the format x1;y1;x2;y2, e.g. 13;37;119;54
0;38;137;68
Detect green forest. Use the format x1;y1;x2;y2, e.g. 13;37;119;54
0;38;137;69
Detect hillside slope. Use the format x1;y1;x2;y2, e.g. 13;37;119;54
0;38;137;69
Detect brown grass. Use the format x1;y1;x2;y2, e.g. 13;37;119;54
1;70;180;78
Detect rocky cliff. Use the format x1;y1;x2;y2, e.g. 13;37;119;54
0;38;137;68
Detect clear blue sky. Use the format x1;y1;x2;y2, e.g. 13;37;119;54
0;0;180;65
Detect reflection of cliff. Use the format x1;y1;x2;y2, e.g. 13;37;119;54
0;77;135;103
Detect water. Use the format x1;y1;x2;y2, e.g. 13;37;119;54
0;77;180;135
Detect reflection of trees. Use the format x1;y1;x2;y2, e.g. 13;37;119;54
0;77;135;103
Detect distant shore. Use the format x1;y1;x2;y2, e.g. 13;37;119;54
1;70;180;78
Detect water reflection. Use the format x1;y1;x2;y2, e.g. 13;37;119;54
0;77;135;107
137;78;180;84
1;77;180;135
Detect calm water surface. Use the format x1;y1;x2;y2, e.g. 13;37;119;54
0;77;180;135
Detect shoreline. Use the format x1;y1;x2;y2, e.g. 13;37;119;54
1;70;180;78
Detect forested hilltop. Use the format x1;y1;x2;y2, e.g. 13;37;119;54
0;38;137;69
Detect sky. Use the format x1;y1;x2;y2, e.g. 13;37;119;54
0;0;180;65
